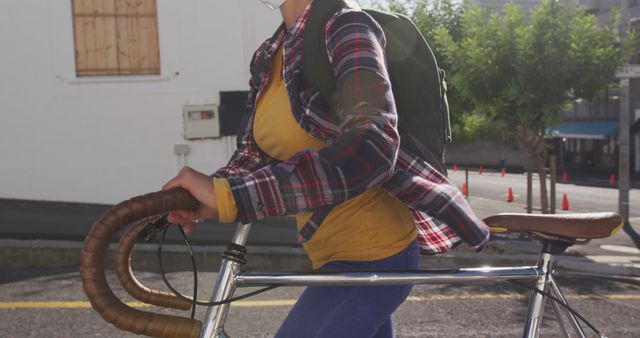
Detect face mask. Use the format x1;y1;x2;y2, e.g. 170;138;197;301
260;0;287;10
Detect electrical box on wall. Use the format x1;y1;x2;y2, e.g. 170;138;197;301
183;104;220;139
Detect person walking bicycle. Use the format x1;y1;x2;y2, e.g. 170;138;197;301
161;0;489;336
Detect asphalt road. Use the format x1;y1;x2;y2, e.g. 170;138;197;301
2;269;639;337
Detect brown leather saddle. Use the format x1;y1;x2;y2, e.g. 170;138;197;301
483;212;623;242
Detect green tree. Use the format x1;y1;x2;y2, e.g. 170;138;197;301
409;0;495;142
436;0;635;212
366;0;494;142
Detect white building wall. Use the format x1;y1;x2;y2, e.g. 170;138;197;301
0;0;281;204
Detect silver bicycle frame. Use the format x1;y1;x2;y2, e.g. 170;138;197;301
200;222;588;338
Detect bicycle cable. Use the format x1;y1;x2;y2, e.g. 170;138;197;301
162;225;197;318
508;280;604;337
152;221;603;334
156;223;279;313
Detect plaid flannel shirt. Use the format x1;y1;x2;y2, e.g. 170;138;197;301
213;1;490;254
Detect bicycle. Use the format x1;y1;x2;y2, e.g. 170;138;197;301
80;188;623;338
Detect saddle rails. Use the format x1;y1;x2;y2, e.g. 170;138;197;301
80;189;623;338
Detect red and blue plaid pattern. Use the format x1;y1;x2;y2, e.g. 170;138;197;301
213;1;489;254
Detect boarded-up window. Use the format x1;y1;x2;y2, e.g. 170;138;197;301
72;0;160;76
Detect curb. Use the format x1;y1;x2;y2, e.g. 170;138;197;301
0;239;312;272
2;238;638;278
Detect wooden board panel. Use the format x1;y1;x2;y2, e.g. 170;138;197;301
72;0;87;74
147;0;161;73
138;0;151;72
93;0;106;74
115;0;159;74
74;0;119;76
73;0;159;76
115;13;131;73
117;0;134;74
103;0;119;75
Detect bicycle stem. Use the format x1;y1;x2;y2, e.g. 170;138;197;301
200;222;253;338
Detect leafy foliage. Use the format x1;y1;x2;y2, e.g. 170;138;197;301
363;0;635;150
434;0;636;211
436;0;635;142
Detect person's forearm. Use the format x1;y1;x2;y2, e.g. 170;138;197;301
224;9;399;224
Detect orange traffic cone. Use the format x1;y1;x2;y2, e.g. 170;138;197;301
453;164;458;173
562;170;568;182
462;183;468;197
501;167;506;177
506;187;514;203
479;165;484;175
561;193;570;210
609;173;616;186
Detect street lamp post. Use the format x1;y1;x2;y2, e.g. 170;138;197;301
615;66;638;227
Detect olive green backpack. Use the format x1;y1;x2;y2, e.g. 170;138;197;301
303;0;452;173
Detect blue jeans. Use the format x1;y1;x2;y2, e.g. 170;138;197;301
275;241;420;338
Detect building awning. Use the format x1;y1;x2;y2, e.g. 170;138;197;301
547;121;619;140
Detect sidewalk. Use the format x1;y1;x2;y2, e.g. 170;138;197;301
1;196;639;278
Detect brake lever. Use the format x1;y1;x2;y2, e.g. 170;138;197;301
137;214;170;242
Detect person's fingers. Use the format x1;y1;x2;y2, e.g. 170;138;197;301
162;176;182;191
166;213;183;225
181;222;198;236
167;210;199;225
161;166;218;228
167;214;191;226
175;209;197;219
196;204;218;220
162;168;187;191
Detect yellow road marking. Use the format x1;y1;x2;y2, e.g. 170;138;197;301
232;299;297;307
407;294;527;301
409;293;640;302
1;294;638;309
606;294;640;300
0;301;151;309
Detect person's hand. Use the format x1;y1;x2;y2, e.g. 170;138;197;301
162;166;218;236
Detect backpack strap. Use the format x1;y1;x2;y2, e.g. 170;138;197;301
439;68;452;144
302;0;352;118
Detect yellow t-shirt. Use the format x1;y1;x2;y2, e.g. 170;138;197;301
214;47;416;268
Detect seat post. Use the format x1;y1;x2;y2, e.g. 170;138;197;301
522;241;557;338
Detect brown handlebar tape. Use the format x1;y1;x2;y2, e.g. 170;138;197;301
80;188;202;338
116;216;192;310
